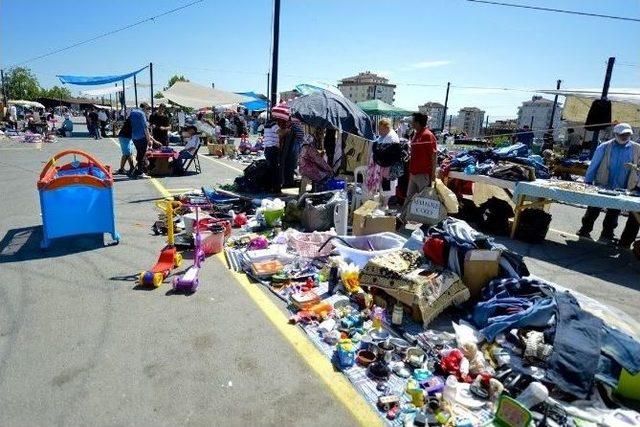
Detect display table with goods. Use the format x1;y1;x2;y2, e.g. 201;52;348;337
146;148;179;176
447;171;518;194
210;184;640;426
511;180;640;239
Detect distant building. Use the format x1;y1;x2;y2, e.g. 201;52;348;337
337;71;396;104
279;90;300;102
456;107;485;137
516;96;563;137
418;102;445;131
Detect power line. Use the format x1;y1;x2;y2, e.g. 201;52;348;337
466;0;640;22
5;0;205;68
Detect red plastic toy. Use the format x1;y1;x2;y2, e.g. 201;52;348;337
139;200;183;287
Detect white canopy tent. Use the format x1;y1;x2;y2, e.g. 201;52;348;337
8;100;45;109
161;81;250;109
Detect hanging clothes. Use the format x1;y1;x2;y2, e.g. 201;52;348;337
344;133;370;173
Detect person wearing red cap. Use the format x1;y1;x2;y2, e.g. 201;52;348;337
272;104;304;188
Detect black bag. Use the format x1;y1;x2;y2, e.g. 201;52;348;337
478;197;514;236
585;99;612;132
514;208;552;243
372;141;408;167
234;159;271;193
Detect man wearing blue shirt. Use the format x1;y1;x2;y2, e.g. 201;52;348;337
516;125;535;149
130;102;155;178
578;123;640;242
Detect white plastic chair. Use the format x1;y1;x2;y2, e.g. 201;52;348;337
379;179;398;207
352;166;370;212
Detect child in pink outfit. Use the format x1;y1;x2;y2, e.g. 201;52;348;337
299;129;333;192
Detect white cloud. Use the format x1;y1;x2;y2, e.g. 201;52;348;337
407;60;452;70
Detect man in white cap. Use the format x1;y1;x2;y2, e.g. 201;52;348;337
578;123;640;242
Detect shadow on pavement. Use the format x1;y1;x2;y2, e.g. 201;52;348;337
495;235;640;292
0;226;112;263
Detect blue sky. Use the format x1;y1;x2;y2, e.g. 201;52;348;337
2;0;639;119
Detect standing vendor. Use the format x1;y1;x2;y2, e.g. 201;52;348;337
149;103;171;146
404;113;437;206
271;104;304;188
578;123;640;242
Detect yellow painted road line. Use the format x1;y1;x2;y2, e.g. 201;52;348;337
198;153;244;173
139;160;381;426
216;252;382;427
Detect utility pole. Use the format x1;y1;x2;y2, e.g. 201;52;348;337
0;69;7;105
485;115;489;135
149;62;154;111
269;0;281;110
266;72;270;106
122;80;126;114
441;82;450;131
448;114;453;131
591;57;615;148
548;79;561;131
134;74;138;107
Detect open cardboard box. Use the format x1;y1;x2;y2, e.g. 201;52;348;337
352;200;396;236
463;249;501;301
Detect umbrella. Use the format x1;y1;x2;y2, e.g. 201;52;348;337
356;99;413;117
294;82;344;97
287;90;374;139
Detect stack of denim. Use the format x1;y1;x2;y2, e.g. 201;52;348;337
472;277;640;398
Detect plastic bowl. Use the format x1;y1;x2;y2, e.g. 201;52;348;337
332;232;407;268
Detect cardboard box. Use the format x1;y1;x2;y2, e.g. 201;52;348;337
352;200;396;236
463;249;501;300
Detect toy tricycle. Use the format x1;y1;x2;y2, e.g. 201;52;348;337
139;199;183;287
173;197;212;292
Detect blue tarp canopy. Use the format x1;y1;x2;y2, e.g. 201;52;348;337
57;66;148;86
237;91;268;111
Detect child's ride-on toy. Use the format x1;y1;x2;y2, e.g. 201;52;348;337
139;199;183;287
173;197;211;292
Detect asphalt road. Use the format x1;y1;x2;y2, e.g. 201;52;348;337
0;127;639;426
0;131;360;427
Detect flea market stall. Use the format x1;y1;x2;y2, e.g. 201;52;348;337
153;90;640;426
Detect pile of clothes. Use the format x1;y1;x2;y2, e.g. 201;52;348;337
442;143;551;181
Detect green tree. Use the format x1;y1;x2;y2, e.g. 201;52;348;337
154;91;164;99
164;74;188;90
40;85;72;100
5;67;42;100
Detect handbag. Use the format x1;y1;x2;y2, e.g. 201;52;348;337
404;184;447;226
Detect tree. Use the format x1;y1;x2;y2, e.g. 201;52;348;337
154;91;164;99
4;67;42;100
40;85;72;100
164;74;188;90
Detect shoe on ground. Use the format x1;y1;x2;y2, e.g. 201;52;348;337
114;169;125;175
597;234;615;244
576;229;592;240
139;173;151;179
